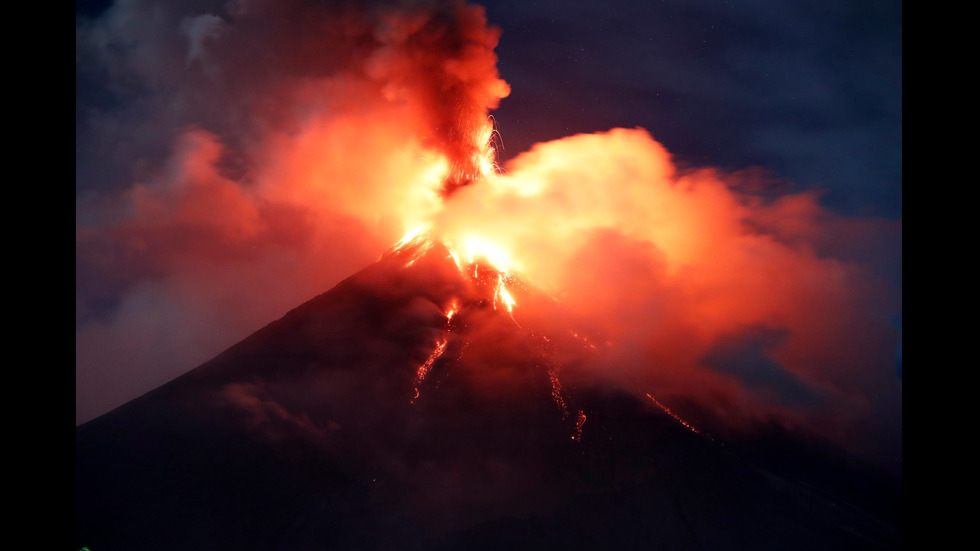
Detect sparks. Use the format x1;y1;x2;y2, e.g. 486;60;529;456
475;117;500;179
548;365;569;416
546;359;585;442
572;410;587;441
442;117;500;194
568;330;599;350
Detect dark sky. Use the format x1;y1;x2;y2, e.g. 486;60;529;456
77;0;903;215
481;0;902;217
76;0;901;449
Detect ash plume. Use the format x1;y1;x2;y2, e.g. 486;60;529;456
364;0;510;194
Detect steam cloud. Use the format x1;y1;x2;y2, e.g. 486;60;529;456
433;128;901;462
76;0;900;465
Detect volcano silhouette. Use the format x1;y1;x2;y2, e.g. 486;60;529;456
76;239;901;550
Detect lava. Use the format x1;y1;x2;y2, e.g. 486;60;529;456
412;336;448;403
546;361;587;441
411;298;461;404
392;225;522;318
446;300;459;322
496;283;516;314
645;392;707;438
390;224;430;253
573;410;587;442
395;227;587;440
547;364;569;417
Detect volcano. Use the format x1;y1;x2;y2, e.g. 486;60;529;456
75;237;901;550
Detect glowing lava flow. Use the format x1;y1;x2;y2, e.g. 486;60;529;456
386;224;434;267
547;364;587;441
432;232;522;318
532;332;587;441
645;392;709;439
391;224;707;448
455;237;521;320
392;226;593;444
496;282;516;314
547;364;569;417
445;300;459;322
412;336;448;403
574;410;587;441
411;300;459;404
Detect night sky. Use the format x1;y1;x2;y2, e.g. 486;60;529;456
76;0;901;466
486;0;900;216
76;0;903;212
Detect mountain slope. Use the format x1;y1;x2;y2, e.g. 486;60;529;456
76;240;900;550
